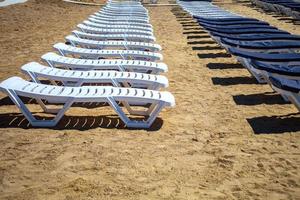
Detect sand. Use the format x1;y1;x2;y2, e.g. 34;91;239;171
0;0;300;199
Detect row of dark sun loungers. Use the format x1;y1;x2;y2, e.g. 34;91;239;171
252;0;300;20
178;0;300;111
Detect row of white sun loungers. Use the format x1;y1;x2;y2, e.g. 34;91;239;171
0;0;175;129
178;0;300;112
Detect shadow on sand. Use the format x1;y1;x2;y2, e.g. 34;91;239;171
211;76;258;86
0;97;163;131
207;62;244;69
233;92;288;106
247;113;300;134
0;112;163;131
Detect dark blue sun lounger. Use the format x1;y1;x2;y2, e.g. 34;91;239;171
195;16;260;22
211;33;300;41
200;23;276;30
208;28;288;35
221;38;300;51
228;47;300;62
250;60;300;77
270;77;300;94
269;76;300;110
197;19;269;26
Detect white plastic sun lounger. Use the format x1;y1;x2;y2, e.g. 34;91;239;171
0;77;175;128
107;1;142;5
102;8;147;14
105;2;143;6
21;62;168;90
90;15;149;23
98;10;148;18
103;5;146;10
54;43;163;61
105;5;145;10
77;24;153;36
95;11;148;17
65;35;161;52
94;12;149;20
41;52;167;74
88;17;152;28
72;30;156;43
105;5;146;10
83;20;153;32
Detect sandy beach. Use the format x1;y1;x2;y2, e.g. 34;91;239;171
0;0;300;199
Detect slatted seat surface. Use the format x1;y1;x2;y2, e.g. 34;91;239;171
42;52;168;73
65;35;161;52
0;77;174;106
88;17;152;28
73;30;156;43
77;24;153;36
54;43;163;61
21;62;169;88
83;20;153;32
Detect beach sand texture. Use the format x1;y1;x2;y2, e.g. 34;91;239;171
0;0;299;199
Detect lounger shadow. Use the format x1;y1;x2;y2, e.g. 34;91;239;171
180;22;199;26
182;24;202;28
197;52;231;59
247;113;300;134
207;62;244;69
182;27;202;31
233;92;289;105
192;46;223;51
187;35;211;39
0;113;163;131
211;76;258;86
187;40;216;45
183;31;207;35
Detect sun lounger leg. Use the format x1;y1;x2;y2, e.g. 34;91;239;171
25;71;41;84
122;101;161;116
57;48;66;56
107;97;163;128
288;93;300;111
45;60;54;68
107;97;130;125
6;89;73;127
